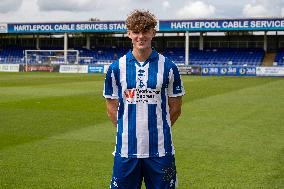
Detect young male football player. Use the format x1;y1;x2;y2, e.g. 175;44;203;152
103;10;185;188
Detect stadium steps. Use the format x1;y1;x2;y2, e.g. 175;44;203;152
261;53;276;66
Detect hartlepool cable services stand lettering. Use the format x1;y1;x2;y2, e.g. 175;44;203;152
13;24;77;32
12;23;126;32
169;20;284;30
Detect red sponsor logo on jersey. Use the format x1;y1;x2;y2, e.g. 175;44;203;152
124;89;135;98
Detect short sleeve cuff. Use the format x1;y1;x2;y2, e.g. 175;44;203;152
103;94;119;99
168;91;185;98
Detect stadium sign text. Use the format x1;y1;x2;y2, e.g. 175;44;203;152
88;65;104;73
6;18;284;33
256;67;284;77
0;64;20;72
8;22;127;33
59;65;88;73
160;18;284;31
201;66;256;76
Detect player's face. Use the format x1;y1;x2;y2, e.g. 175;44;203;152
128;28;156;51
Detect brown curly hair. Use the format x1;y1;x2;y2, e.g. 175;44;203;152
126;10;157;32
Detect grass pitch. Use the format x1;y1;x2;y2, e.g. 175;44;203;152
0;72;283;188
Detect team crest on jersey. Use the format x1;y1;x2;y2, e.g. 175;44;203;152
137;69;145;77
124;88;161;104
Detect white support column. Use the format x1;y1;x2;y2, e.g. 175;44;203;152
185;31;189;65
199;32;204;51
264;31;267;52
64;33;68;64
86;34;90;49
36;34;40;49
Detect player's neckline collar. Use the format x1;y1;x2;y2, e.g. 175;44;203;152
127;49;158;63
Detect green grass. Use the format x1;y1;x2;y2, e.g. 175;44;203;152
0;72;283;188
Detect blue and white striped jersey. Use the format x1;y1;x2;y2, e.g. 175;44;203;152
103;50;185;158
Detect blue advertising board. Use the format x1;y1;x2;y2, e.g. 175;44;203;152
8;21;126;33
5;18;284;33
201;66;256;76
88;65;104;73
159;18;284;32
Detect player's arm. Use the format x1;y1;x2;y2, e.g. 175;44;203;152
168;96;182;126
106;98;119;127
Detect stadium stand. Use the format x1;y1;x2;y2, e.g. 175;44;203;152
0;46;126;65
76;47;128;64
163;48;185;64
189;48;264;66
163;48;264;66
274;49;284;66
0;46;25;64
93;48;127;61
0;46;267;66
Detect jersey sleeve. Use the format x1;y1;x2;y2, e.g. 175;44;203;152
103;62;119;99
167;62;185;97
